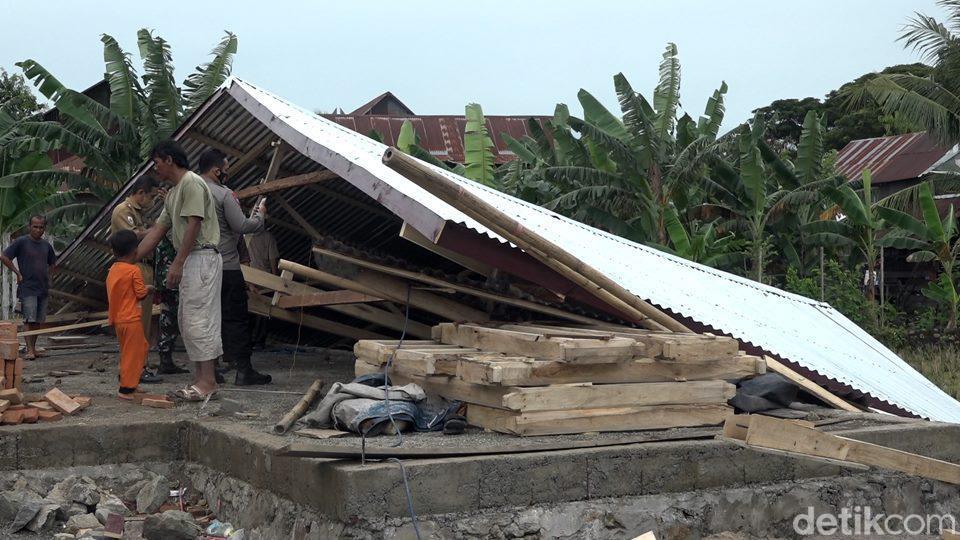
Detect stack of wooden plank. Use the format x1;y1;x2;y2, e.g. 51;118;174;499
354;322;765;436
0;321;22;390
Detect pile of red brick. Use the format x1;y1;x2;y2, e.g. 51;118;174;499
0;321;92;426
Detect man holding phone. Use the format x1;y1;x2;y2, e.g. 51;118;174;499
197;149;272;385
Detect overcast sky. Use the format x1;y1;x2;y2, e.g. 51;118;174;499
0;1;943;132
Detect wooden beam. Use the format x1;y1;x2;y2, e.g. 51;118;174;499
241;265;431;338
236;171;338;200
277;290;383;309
186;131;243;158
81;239;112;255
399;222;492;277
743;414;960;484
764;356;859;412
20;306;161;337
48;290;106;309
248;294;387;340
41;310;107;324
280;259;488;322
312;246;607;326
273;193;322;240
230;137;277;175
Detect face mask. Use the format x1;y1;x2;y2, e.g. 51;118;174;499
217;170;228;182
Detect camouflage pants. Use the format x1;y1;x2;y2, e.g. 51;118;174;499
155;238;180;357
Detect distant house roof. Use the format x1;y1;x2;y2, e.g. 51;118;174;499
835;132;958;184
349;91;414;116
321;114;552;164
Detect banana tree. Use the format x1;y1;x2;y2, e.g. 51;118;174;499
647;205;743;268
877;181;960;328
6;30;238;225
463;103;498;188
803;169;903;326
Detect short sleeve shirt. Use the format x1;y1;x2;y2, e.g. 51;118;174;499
110;197;146;237
2;236;56;298
106;261;148;325
156;171;220;251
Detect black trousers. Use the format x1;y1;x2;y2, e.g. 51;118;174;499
221;269;252;370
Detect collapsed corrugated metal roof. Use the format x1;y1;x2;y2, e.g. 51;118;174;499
229;79;960;422
53;79;960;422
835;132;958;183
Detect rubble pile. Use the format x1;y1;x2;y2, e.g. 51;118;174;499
0;471;236;539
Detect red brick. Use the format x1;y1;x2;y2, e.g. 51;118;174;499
44;388;80;414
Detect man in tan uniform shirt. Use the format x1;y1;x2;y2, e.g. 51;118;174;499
110;176;159;340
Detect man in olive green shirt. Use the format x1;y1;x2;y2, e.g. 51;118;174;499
137;140;222;401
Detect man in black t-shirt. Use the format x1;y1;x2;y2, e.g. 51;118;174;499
0;215;57;359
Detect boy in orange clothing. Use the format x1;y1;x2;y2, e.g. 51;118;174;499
107;230;153;400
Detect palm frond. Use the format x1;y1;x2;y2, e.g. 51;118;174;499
652;43;681;140
899;12;955;63
182;31;237;112
16;60;108;135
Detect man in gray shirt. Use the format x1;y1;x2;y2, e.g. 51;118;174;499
197;149;271;385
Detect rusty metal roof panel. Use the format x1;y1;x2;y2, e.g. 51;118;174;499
229;79;960;422
835;132;956;183
322;114;551;164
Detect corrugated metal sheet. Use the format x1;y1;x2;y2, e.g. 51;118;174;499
322;114;552;164
230;79;960;422
835;132;956;183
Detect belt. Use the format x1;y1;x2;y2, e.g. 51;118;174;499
195;244;220;253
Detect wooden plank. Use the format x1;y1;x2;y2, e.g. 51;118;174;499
274;193;322;240
312;246;605;326
467;403;732;436
454;354;765;386
242;265;431;337
19;318;109;337
500;381;736;412
437;323;643;362
277;290;383;309
764;356;859;412
236;170;337;200
281;259;488;322
744;414;960;484
719;435;870;470
399;221;493;277
247;294;387;340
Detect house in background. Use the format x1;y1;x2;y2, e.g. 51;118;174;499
322;91;551;165
835;132;960;199
835;132;960;305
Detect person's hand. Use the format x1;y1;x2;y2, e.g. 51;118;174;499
146;285;156;293
165;260;183;288
256;199;267;218
156;187;168;201
14;272;22;284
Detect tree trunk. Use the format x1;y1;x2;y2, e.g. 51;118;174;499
649;164;665;244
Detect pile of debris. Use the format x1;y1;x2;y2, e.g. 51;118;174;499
0;387;91;425
355;322;766;436
0;472;220;539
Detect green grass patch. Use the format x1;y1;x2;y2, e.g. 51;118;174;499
900;345;960;400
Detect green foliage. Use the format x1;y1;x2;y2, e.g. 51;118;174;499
0;69;43;120
4;29;239;236
464;103;497;188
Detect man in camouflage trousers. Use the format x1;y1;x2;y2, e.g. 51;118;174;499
154;236;189;374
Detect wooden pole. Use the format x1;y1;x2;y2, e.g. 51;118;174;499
381;148;688;333
273;379;324;435
819;247;825;302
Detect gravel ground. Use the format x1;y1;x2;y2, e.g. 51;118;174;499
7;334;910;451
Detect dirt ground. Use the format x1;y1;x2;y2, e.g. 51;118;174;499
7;333;912;452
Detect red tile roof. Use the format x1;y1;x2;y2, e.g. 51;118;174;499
835;132;954;184
322;114;552;164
